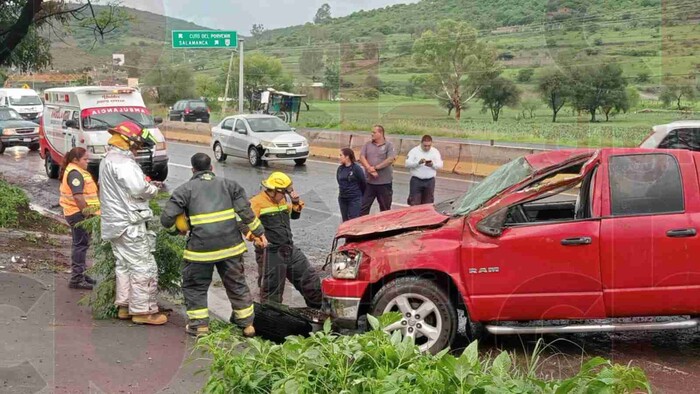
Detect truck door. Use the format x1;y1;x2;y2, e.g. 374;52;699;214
600;151;700;316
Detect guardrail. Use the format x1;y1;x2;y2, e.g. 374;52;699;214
159;120;548;178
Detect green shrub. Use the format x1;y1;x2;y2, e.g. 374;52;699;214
0;178;30;228
197;315;651;394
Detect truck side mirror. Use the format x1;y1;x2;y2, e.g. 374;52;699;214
65;120;78;129
154;116;163;125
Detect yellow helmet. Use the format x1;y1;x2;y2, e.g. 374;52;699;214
175;213;190;232
261;172;292;191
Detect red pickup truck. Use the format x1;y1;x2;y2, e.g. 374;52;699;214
322;148;700;354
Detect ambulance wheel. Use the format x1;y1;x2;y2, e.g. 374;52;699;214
45;153;59;179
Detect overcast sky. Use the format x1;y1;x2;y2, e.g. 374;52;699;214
121;0;419;32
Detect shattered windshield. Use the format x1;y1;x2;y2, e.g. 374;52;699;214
452;157;533;216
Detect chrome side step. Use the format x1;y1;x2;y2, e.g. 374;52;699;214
486;318;700;335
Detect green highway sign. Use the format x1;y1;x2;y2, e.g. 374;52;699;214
171;30;238;48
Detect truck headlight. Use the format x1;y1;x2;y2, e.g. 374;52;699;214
2;128;16;136
155;141;166;151
330;249;363;279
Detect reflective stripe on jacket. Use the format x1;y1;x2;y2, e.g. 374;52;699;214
160;171;264;263
59;163;101;217
249;191;303;248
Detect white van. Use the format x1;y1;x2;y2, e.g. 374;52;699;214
0;88;44;122
39;86;169;181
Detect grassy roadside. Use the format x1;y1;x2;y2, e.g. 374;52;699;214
149;97;697;148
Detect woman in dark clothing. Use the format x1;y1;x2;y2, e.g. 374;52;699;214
337;148;366;222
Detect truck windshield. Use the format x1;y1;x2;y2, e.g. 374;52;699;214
82;111;154;131
451;157;534;216
9;96;42;106
0;108;22;120
247;117;292;132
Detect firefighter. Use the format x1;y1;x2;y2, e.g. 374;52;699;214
99;120;167;326
160;153;267;337
59;147;100;290
248;172;322;308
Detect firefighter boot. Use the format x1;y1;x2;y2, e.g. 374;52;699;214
243;325;256;338
132;313;168;325
117;306;131;320
185;324;210;337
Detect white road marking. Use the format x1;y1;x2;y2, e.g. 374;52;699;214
168;162;190;169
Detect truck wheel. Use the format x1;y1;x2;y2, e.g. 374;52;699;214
370;277;457;355
29;143;39;152
248;146;262;167
45;153;59;179
151;167;168;182
214;142;227;162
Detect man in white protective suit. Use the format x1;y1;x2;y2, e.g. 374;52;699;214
99;120;167;325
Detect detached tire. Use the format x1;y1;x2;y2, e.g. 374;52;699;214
370;277;457;354
151;167;168;182
294;158;307;166
45;153;59;179
213;142;227;162
29;143;39;152
0;141;5;155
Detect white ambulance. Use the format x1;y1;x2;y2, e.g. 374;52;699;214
39;86;169;181
0;87;44;122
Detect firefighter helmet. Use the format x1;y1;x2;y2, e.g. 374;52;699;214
261;172;293;192
107;121;156;148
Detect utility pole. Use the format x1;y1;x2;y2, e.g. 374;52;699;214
238;37;245;114
221;50;235;115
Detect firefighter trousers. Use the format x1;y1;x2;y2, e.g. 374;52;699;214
111;223;159;315
182;256;254;328
256;245;323;309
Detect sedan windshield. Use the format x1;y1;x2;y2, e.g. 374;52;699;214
450;157;534;216
82;112;154;131
8;95;42;106
0;108;23;120
247;117;292;132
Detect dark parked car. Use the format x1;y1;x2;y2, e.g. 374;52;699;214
168;99;210;123
0;107;39;154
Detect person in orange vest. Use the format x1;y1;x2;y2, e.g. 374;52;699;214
59;147;101;290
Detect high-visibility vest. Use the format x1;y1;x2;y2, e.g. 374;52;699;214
59;164;101;217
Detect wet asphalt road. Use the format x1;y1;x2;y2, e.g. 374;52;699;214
2;145;699;392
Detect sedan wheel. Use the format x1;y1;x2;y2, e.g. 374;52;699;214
370;277;456;354
214;142;227;162
248;146;262;167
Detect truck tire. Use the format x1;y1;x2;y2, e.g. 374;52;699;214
370;276;457;355
45;153;59;179
151;167;168;182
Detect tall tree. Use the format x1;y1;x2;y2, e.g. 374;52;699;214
323;61;340;97
538;68;572;123
144;64;195;106
8;27;51;72
569;63;628;122
659;84;696;110
219;53;293;111
313;3;332;24
478;77;521;121
0;1;128;66
299;49;325;81
195;75;222;111
250;23;265;38
412;20;501;120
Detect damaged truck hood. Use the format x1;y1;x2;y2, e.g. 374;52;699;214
335;204;449;238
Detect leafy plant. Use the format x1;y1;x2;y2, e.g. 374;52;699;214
79;193;185;319
0;178;30;228
197;314;651;394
